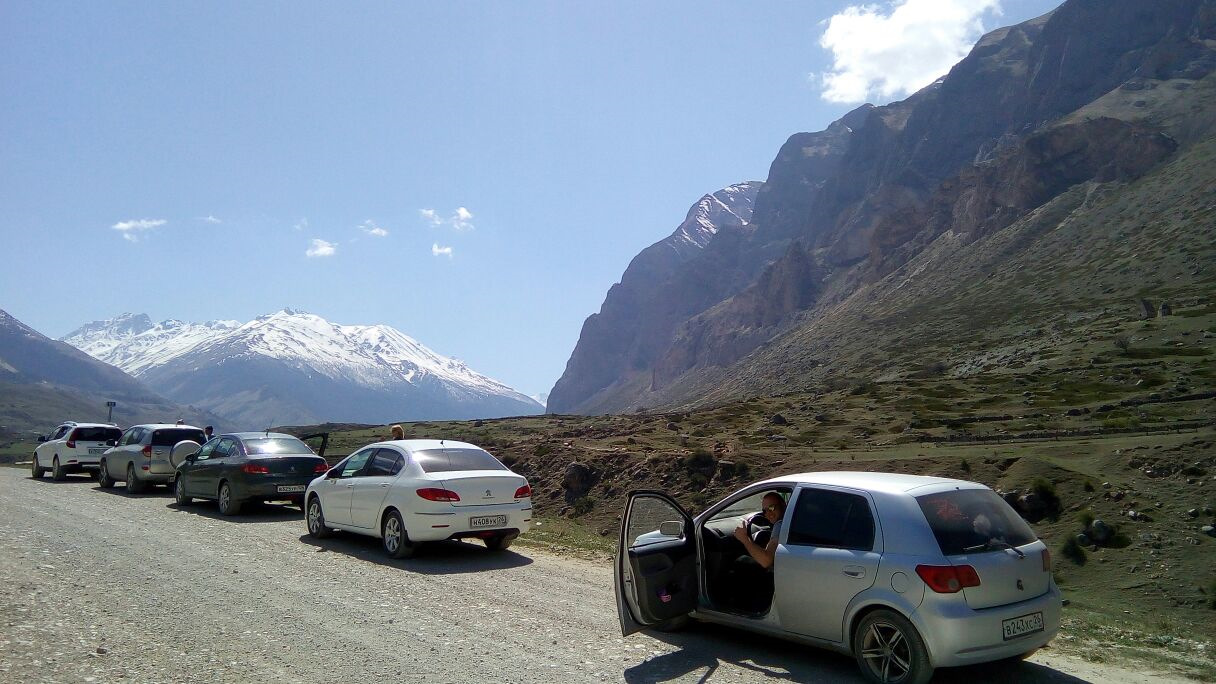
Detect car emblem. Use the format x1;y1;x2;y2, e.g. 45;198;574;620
485;489;492;497
1016;579;1024;591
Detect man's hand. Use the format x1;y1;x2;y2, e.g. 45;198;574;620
733;523;750;544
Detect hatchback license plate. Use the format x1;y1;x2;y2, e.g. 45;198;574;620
1002;612;1044;640
470;514;508;529
88;448;106;454
276;485;305;494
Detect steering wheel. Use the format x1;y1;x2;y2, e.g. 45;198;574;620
745;512;772;544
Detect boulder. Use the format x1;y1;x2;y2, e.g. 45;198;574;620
1017;493;1048;523
1090;519;1113;543
769;413;789;426
1075;533;1092;546
1201;525;1216;538
561;462;599;501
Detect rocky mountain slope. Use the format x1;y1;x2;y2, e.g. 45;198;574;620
549;0;1216;415
63;310;543;428
0;309;225;435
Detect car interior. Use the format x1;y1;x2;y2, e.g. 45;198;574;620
699;486;792;616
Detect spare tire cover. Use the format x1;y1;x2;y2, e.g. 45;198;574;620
169;440;202;469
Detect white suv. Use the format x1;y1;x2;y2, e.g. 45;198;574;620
32;422;123;481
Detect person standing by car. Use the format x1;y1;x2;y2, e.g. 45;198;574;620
203;426;214;442
390;424;405;440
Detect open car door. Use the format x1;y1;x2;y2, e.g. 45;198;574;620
615;490;698;636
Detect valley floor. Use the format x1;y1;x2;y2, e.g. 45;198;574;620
0;467;1199;683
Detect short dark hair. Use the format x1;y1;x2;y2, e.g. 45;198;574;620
205;425;214;430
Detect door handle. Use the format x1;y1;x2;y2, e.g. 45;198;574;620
843;566;866;578
346;483;354;488
379;483;389;488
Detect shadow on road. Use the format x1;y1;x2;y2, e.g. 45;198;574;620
92;484;173;498
27;473;98;484
167;500;304;523
298;532;534;574
626;622;1088;684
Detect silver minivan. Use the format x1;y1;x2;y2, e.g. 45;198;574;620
615;472;1062;684
98;424;206;493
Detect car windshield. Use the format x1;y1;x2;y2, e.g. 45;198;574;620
412;448;506;473
151;429;205;446
916;489;1037;556
72;427;122;442
243;437;313;455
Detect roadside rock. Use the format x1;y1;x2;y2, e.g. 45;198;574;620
561;462;600;502
1090;519;1113;543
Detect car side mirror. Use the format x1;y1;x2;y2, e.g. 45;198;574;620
326;469;341;479
185;453;197;463
37;435;46;443
659;520;684;537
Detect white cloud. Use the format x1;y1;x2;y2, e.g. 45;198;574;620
360;219;388;237
294;218;309;232
198;215;221;224
111;218;166;242
451;207;474;231
431;243;453;258
305;238;337;258
817;0;1001;104
419;209;443;226
419;206;476;231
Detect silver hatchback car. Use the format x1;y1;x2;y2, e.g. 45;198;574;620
615;472;1061;684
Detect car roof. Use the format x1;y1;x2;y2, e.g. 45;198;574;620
370;439;482;452
757;471;985;496
226;431;299;440
63;422;118;428
131;423;203;430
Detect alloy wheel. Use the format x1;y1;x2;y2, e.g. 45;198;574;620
859;620;912;683
219;485;230;511
384;515;402;553
307;501;322;534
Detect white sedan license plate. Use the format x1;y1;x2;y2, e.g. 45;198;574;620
276;485;305;494
1002;612;1044;640
89;448;106;454
470;514;508;529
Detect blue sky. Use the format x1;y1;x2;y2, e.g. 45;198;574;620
0;1;1059;401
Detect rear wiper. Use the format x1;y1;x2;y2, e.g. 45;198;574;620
963;539;1025;558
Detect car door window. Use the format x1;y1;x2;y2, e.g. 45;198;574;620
365;449;403;477
213;438;237;459
627;496;687;548
340;449;374;478
119;429;135;446
51;426;69;440
787;488;875;551
195;440;218;462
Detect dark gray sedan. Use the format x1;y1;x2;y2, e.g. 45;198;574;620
173;432;328;515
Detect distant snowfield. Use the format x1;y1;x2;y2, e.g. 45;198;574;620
62;309;542;423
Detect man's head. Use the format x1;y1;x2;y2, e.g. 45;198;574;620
204;426;214;438
762;492;786;524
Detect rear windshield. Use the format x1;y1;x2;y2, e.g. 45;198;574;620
916;489;1037;556
72;427;122;442
151;429;205;446
412;448;506;473
244;437;313;455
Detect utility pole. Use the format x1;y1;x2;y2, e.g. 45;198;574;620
106;401;117;423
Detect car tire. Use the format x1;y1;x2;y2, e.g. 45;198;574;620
52;456;66;481
484;533;514;552
97;461;114;489
306;497;332;539
381;510;416;559
174;476;193;506
854;609;933;684
31;454;45;479
217;482;242;515
126;464;147;494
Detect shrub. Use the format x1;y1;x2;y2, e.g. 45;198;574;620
572;496;595;517
532;443;554;457
888;421;907;434
959;458;971;474
1061;537;1087;565
1079;510;1095;530
1113;335;1132;352
685;448;715;471
1031;478;1063;520
1083;481;1095;492
689;472;709;489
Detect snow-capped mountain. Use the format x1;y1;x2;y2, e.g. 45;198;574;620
62;310;544;427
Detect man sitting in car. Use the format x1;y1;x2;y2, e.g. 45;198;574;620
733;491;787;569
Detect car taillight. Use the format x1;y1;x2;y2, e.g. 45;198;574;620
66;439;76;449
915;564;981;593
514;483;532;499
416;487;460;502
314;462;329;474
1041;548;1052;572
141;445;152;458
242;463;270;474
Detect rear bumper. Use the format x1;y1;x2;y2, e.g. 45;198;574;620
913;584;1062;668
404;504;532;542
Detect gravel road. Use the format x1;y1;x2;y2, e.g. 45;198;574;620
0;468;1187;684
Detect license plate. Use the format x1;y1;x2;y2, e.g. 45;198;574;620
89;448;106;454
276;485;305;494
470;514;508;529
1002;612;1044;640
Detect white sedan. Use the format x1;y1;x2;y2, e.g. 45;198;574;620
304;439;532;558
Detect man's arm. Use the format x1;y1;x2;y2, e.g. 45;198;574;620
733;525;779;569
